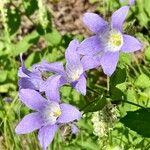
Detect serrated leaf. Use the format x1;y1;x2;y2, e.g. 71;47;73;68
120;109;150;137
135;74;150;88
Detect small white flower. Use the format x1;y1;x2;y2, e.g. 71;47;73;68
91;103;119;138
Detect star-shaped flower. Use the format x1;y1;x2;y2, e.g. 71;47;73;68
77;6;142;76
15;88;81;150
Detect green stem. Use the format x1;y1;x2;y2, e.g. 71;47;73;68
107;76;110;93
133;54;143;74
128;64;139;76
87;86;101;96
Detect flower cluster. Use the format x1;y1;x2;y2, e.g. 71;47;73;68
16;5;142;150
91;103;119;138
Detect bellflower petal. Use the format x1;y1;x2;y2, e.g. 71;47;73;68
42;75;62;102
57;104;81;123
111;6;129;31
19;89;47;111
65;39;81;67
18;54;43;91
83;13;108;33
38;124;58;150
121;34;143;52
15;112;43;134
18;78;36;90
77;36;103;55
72;75;86;95
18;54;31;77
18;67;30;78
81;55;101;71
100;52;119;76
129;0;135;5
33;61;65;75
71;124;79;134
65;40;84;82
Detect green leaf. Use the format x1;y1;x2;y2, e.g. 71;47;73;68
120;109;150;137
135;0;150;29
135;73;150;88
0;41;4;50
44;29;62;46
0;70;8;83
127;88;138;110
127;88;137;102
25;52;41;68
0;83;16;93
7;8;21;35
119;53;131;66
144;47;150;61
23;0;38;16
110;68;126;99
116;82;127;93
82;97;107;113
12;31;39;56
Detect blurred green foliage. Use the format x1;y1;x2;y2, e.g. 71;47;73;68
0;0;150;149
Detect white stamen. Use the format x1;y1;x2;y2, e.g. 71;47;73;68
99;28;123;53
66;65;83;82
42;101;61;125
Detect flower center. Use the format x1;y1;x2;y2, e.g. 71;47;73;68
98;27;123;53
67;68;83;82
109;33;122;47
107;29;123;52
71;70;82;81
42;101;61;125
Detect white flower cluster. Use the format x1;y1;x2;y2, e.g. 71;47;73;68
91;103;119;138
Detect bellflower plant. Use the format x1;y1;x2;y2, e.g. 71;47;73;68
15;87;81;150
77;6;142;76
37;39;90;96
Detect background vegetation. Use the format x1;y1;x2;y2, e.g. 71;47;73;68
0;0;150;149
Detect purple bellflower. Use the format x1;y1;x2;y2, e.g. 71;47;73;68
18;54;65;98
15;88;81;150
77;6;142;76
37;39;90;96
18;54;44;91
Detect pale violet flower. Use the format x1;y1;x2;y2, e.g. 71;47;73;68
77;6;142;76
37;39;92;96
15;88;81;150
